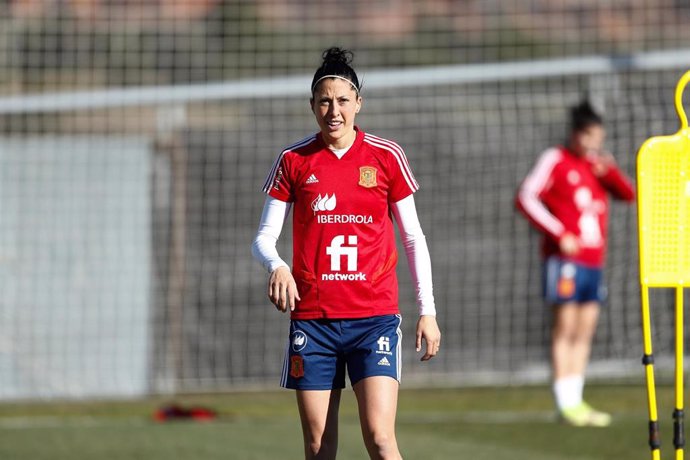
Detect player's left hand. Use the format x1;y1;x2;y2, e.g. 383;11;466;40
416;315;441;361
590;151;615;177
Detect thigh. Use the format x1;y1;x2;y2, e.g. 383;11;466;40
575;301;601;338
282;320;346;390
343;315;402;386
352;376;399;435
552;302;580;336
296;389;342;453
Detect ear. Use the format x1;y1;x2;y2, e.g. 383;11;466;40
309;98;314;114
355;96;362;113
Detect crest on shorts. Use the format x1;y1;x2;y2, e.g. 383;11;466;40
557;277;575;298
290;356;304;378
358;166;377;188
557;263;576;297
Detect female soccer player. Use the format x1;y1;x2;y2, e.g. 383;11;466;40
516;101;635;427
251;47;441;459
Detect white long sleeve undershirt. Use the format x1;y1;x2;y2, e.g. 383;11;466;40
390;195;436;317
251;195;436;316
250;197;292;274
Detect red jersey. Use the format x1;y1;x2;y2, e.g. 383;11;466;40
516;146;635;267
262;128;419;319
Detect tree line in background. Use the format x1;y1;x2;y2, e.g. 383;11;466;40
0;0;689;91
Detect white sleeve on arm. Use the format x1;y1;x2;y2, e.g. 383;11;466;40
251;196;292;273
391;195;436;317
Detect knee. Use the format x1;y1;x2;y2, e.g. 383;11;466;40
304;435;337;459
552;325;577;343
366;431;401;460
555;328;593;346
304;442;320;458
574;329;596;344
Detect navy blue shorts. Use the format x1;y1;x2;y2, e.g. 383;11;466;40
543;256;606;305
280;314;402;390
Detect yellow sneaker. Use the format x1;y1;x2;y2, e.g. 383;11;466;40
580;402;612;427
560;402;611;427
560;403;591;427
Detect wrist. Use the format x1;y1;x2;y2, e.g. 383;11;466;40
419;305;437;317
269;262;290;274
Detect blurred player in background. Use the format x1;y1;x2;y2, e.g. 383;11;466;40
515;100;635;427
252;47;441;459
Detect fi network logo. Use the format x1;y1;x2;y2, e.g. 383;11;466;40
326;235;357;271
376;336;393;356
377;336;390;352
322;235;366;281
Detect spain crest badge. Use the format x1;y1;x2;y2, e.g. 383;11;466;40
290;355;304;378
358;166;377;188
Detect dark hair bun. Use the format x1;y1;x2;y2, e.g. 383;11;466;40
570;99;603;131
322;47;353;66
311;46;361;94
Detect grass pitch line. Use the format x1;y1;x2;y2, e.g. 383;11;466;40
0;416;147;429
0;410;561;429
399;410;558;425
399;427;596;460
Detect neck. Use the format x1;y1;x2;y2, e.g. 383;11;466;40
324;129;356;151
566;142;584;157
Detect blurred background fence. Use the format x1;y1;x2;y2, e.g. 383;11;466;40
0;0;689;399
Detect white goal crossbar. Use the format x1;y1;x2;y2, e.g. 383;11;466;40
1;48;689;114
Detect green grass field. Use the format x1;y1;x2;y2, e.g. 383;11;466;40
0;384;678;459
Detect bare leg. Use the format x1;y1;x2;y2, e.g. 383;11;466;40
353;376;402;460
552;301;600;379
570;301;600;377
552;301;602;412
296;389;341;459
551;302;579;380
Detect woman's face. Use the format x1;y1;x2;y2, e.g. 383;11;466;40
310;78;362;149
571;123;605;157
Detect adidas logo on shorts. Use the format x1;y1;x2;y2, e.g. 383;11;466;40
306;174;319;184
377;357;391;366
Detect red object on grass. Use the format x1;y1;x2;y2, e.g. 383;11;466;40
153;404;217;422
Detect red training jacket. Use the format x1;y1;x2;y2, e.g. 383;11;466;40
516;146;635;267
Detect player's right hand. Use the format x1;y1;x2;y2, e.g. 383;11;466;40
559;232;580;256
268;266;301;312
